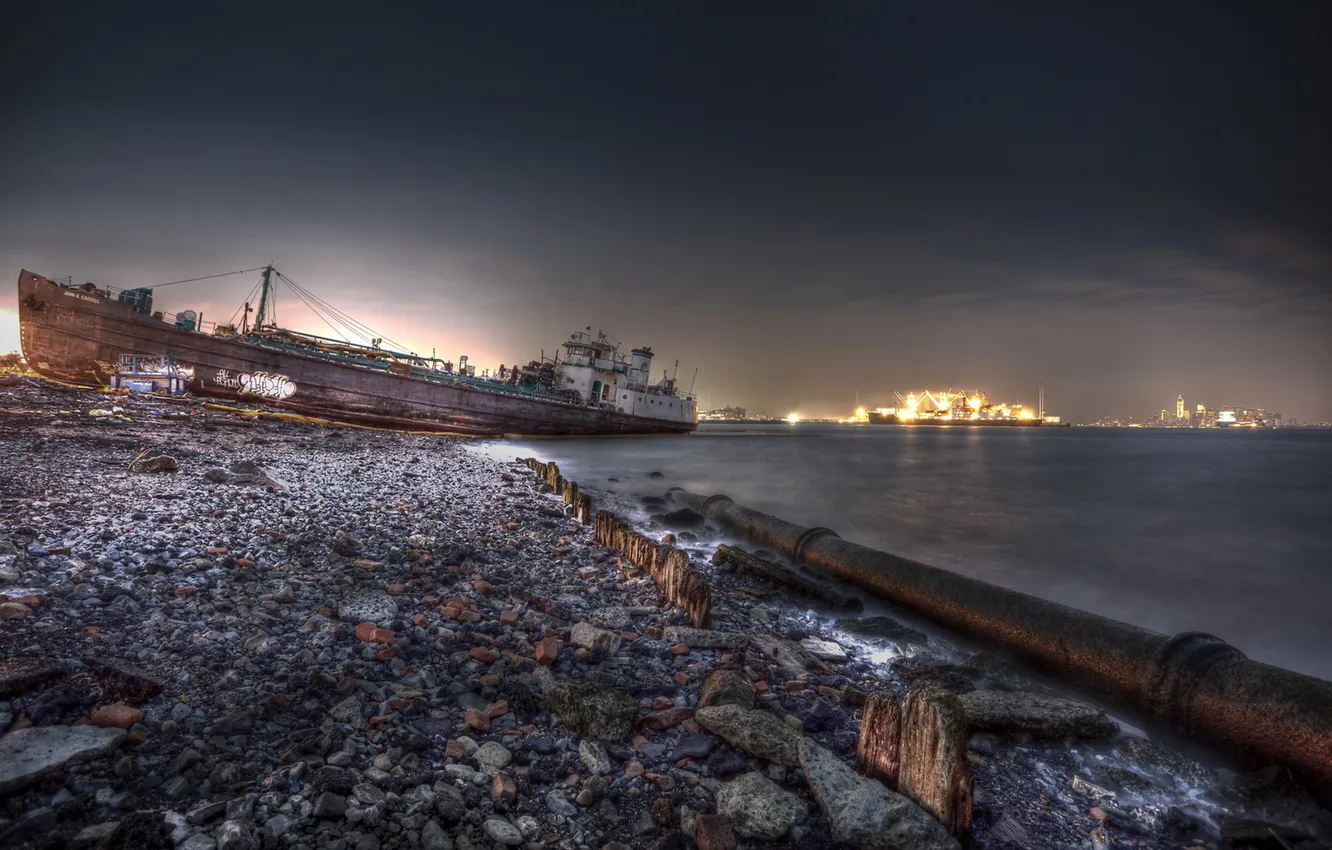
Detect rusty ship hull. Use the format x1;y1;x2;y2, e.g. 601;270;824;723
17;270;697;436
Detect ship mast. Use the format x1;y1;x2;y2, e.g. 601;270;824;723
254;264;275;331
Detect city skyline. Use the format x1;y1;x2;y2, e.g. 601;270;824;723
3;3;1330;423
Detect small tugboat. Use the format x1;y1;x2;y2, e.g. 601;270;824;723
16;266;698;435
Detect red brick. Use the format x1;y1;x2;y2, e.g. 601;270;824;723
499;610;520;626
472;579;494;595
485;700;510;720
465;708;491;732
669;643;691;656
535;638;561;665
412;613;427;627
354;622;395;644
469;646;496;664
651;696;674;711
639;708;693;731
445;739;469;761
491;773;517;803
672;672;690;685
695;814;738;850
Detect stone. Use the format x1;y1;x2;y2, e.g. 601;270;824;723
798;738;960;850
70;822;120;849
482;818;524;846
337;588;397;622
896;687;973;838
715;771;809;840
662;627;749;651
469;646;496;664
491;772;517;803
131;454;180;473
83;658;165;703
435;785;467;823
216;820;257;850
799;637;848;662
836;616;929;646
313;791;347;819
89;810;174;849
547;679;639;741
695;814;738;850
579;739;612;775
694;704;801;766
570;622;622;654
92;704;145;729
330;696;366;729
0;601;33;619
421;819;453;850
474;741;513;772
180;836;218;850
0;657;70;698
957;691;1120;739
671;733;715;760
0;725;126;793
698;668;755;710
640;707;693;731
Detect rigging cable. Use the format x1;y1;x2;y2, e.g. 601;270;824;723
276;272;411;352
153;266;269;288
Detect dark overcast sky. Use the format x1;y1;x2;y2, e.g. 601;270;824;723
3;1;1330;421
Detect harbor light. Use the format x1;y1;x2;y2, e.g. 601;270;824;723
786;412;800;423
1019;408;1035;420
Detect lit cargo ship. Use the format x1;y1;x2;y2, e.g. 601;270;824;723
863;389;1062;426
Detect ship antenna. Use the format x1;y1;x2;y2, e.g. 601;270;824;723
254;264;275;331
687;368;698;397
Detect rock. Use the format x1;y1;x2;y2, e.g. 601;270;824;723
482;818;524;846
435;785;466;823
570;622;622;654
313;791;347;819
474;741;513;772
92;704;144;729
695;813;738;850
662;508;705;528
671;733;715;760
179;836;217;850
0;657;70;698
662;627;749;651
84;658;165;703
0;601;34;619
798;738;960;850
130;454;179;473
588;606;633;629
957;691;1120;739
89;810;174;849
715;771;809;840
420;820;454;850
799;637;848;662
579;739;612;775
695;704;802;766
535;637;561;664
215;820;257;850
330;695;366;729
897;687;972;838
547;679;639;741
698;668;755;710
337;589;397;623
1071;775;1116;801
836;616;928;646
0;725;127;793
70;822;120;849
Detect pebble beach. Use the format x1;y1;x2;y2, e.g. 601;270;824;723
1;377;1329;850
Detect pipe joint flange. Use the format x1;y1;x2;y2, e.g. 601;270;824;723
792;526;840;562
1146;631;1245;722
700;494;734;513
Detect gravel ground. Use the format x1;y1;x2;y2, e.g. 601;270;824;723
1;377;1328;850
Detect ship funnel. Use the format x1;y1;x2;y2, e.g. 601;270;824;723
629;347;654;384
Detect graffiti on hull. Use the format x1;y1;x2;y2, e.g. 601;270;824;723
215;369;297;400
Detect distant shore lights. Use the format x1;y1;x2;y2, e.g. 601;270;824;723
786;412;801;423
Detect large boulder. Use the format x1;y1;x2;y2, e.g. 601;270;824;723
958;691;1119;739
698;669;755;710
547;679;638;741
715;771;808;840
0;726;127;793
798;738;960;850
694;704;801;766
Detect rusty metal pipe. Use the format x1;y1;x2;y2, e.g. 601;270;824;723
675;490;1332;803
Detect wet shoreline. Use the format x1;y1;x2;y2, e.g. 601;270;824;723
0;378;1327;849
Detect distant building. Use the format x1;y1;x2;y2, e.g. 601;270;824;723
700;406;747;421
1176;394;1185;419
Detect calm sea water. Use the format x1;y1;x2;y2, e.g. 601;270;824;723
483;424;1332;681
